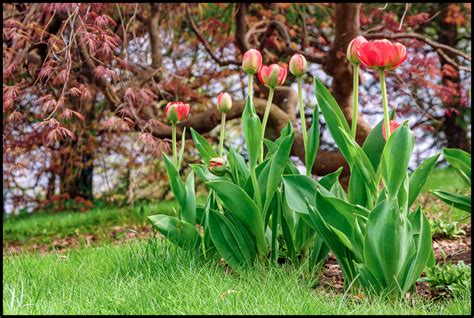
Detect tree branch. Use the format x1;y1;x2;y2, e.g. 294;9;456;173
186;4;239;66
258;19;326;64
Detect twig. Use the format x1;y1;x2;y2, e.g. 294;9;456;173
185;4;238;66
398;3;410;30
436;49;471;72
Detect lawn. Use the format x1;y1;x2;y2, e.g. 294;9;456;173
3;240;471;315
2;168;471;315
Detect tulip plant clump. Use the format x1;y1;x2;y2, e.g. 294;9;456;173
149;38;443;300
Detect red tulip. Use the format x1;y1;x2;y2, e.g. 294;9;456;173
382;120;401;141
289;53;307;77
242;49;263;74
258;64;287;88
356;39;407;70
165;102;190;123
216;92;232;113
346;35;368;64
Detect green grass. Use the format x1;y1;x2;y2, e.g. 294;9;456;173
3;200;178;248
3;240;471;315
422;167;469;193
2;167;471;314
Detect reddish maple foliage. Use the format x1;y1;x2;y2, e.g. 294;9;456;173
2;3;470;214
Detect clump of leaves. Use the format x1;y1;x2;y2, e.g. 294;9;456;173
420;260;471;299
430;219;466;239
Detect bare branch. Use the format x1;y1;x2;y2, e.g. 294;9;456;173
185;4;239;66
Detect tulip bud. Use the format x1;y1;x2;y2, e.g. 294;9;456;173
216;92;232;113
289;53;307;77
209;157;227;175
382;120;401;141
165;102;190;123
258;64;287;89
346;35;368;64
242;49;263;74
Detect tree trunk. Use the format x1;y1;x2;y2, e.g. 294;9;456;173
438;4;471;152
59;137;94;201
324;3;372;146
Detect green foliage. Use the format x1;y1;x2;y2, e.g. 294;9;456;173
151;107;328;272
420;260;471;298
281;78;442;299
430;219;466;239
305;104;320;175
242;96;263;170
431;148;471;213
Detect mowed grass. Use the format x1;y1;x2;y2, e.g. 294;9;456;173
3;200;178;249
3;240;471;315
422;166;469;193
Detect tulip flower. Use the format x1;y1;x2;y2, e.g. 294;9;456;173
346;36;368;139
209;157;227;175
381;120;400;141
165;101;190;166
216;92;232;157
165;102;190;123
258;64;287;89
216;92;232;113
242;49;263;75
356;39;407;70
289;53;309;174
258;64;287;162
356;39;407;140
346;36;368;65
242;49;262;110
289;53;307;78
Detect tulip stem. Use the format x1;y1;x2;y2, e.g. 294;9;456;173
260;88;274;163
379;69;391;140
248;75;254;110
218;112;226;157
250;168;263;212
172;122;178;168
297;77;309;175
351;64;359;140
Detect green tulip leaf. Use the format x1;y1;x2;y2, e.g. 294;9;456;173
190;127;218;165
408;153;441;207
148;214;200;250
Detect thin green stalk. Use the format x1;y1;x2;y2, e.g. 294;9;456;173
172;122;178;167
351;64;359;139
297;77;309;175
250;169;262;212
379;69;391;140
248;75;253;102
260;88;274;163
218;113;226;157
